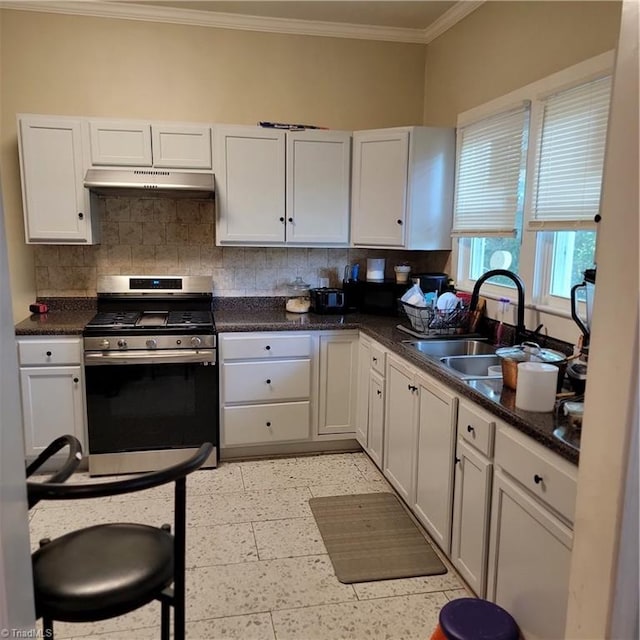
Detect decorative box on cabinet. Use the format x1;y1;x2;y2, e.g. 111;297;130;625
214;125;351;246
450;399;496;596
486;424;578;640
219;332;312;447
351;126;454;249
18;115;99;244
17;336;86;460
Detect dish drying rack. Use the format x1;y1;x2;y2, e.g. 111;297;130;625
398;299;472;337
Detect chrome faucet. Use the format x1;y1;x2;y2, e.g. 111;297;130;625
470;269;527;344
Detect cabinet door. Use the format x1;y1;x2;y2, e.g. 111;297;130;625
20;366;85;457
286;130;351;245
383;355;417;503
214;126;286;244
317;333;358;435
413;373;457;554
89;119;152;166
355;339;371;447
451;439;492;596
487;470;573;640
151;124;212;169
367;370;385;469
351;129;408;247
18;117;91;243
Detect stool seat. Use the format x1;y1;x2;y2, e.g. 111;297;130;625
439;598;520;640
32;523;174;622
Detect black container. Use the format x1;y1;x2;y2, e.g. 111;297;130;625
310;288;346;314
343;280;412;315
411;273;450;297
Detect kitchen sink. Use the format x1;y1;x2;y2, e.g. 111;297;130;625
439;354;502;378
402;339;496;358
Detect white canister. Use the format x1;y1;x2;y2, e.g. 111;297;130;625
515;362;558;412
366;258;385;282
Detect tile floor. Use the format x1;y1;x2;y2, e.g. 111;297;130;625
29;452;471;639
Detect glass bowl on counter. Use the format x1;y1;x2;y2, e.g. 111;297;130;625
285;277;311;313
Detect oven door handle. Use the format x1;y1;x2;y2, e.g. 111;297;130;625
84;350;216;366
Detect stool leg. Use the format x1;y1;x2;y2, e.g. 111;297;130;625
160;600;170;640
43;617;54;639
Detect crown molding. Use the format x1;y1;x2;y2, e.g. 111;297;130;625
0;1;484;44
423;1;485;44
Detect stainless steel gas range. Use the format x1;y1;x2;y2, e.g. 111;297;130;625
83;275;218;475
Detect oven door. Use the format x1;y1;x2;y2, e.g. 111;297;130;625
84;349;218;475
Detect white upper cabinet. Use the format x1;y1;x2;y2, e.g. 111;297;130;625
214;125;351;246
18;115;97;244
351;126;455;249
286;130;351;244
89;119;153;166
214;125;286;244
151;124;212;169
89;119;212;169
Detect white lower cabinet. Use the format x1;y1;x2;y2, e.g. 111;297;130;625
451;439;492;596
450;398;496;597
17;336;86;459
413;373;457;554
316;331;358;436
487;424;577;639
220;331;312;447
367;370;385;468
355;336;386;468
383;354;418;503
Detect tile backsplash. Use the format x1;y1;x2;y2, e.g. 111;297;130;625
34;196;450;297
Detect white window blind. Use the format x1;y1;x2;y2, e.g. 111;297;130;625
452;104;529;237
528;75;612;230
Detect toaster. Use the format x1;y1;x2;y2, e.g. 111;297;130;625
310;288;346;314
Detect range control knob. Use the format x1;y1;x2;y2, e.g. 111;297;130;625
146;339;157;349
190;336;202;348
117;339;128;349
100;339;110;350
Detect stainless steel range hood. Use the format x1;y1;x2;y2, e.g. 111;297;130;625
84;168;214;198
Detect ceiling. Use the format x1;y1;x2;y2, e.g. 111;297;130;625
1;0;484;43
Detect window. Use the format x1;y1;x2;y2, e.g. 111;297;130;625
453;52;613;321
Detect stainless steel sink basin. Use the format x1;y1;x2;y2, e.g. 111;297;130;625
403;339;496;358
439;354;502;378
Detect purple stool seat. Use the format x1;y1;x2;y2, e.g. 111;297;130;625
439;598;520;640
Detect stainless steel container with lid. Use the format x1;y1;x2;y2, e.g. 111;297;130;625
496;341;568;391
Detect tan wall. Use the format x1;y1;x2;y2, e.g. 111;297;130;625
0;9;426;320
424;1;622;126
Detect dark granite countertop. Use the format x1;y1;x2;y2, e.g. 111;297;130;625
15;299;579;465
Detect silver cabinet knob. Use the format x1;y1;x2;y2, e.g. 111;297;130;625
190;336;202;347
146;339;157;349
117;339;127;349
100;339;110;350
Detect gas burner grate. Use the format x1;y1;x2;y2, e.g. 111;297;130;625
166;310;212;327
86;311;140;327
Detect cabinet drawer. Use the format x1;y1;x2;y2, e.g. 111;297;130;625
18;338;82;366
370;343;386;376
495;425;577;524
457;400;495;458
223;359;310;403
221;333;311;360
223;401;310;446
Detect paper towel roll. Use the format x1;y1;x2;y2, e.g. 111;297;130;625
515;362;558;412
